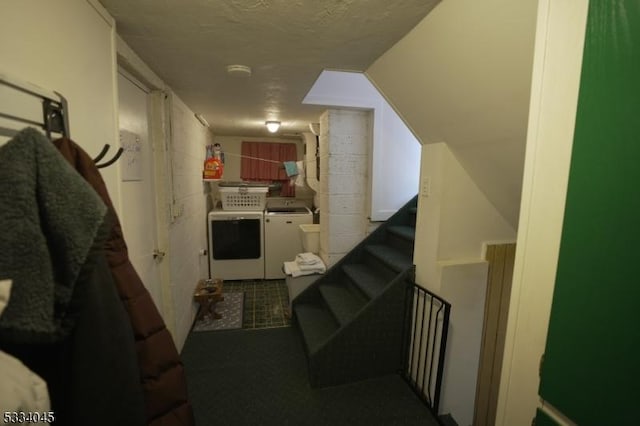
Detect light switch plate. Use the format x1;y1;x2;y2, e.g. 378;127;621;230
421;177;431;197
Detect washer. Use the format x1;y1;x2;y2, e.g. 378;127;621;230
208;208;265;280
264;206;313;279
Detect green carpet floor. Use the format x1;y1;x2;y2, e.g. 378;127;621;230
181;326;440;425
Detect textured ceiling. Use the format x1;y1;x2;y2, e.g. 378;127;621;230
99;0;439;138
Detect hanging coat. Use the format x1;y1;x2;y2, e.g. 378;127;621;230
53;137;194;426
0;128;146;425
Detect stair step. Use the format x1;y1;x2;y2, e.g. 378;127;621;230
438;414;458;426
319;283;367;326
407;205;418;227
388;225;416;242
294;302;339;354
386;225;416;257
342;263;388;299
365;244;413;272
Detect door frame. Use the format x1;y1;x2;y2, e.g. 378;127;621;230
494;1;589;425
474;243;516;426
116;53;176;336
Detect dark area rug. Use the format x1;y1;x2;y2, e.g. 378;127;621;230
181;326;440;425
192;292;244;332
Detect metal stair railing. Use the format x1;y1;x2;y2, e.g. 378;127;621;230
401;282;451;416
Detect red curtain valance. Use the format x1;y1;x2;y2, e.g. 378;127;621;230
240;141;297;196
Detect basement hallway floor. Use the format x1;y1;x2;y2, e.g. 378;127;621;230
223;279;291;329
181;326;441;425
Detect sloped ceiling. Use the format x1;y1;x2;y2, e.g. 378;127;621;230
366;0;539;227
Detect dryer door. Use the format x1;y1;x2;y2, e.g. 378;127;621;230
211;217;262;260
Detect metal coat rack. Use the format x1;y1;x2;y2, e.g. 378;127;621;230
0;72;122;168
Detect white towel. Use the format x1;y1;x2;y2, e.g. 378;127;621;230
296;262;325;272
296;252;322;265
284;261;304;277
298;262;326;273
284;257;326;277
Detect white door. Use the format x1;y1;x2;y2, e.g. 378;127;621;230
117;69;164;314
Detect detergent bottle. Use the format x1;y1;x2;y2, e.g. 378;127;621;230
203;144;224;180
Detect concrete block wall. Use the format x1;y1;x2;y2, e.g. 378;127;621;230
116;38;210;351
168;94;213;350
318;109;371;267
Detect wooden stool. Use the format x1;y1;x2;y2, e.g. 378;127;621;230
194;279;224;320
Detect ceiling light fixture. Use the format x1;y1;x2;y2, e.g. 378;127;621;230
265;121;281;133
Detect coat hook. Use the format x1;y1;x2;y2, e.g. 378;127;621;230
93;144;110;163
94;144;124;168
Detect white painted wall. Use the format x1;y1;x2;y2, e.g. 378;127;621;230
167;94;213;350
439;260;489;426
319;109;371;267
438;147;516;262
366;0;538;227
411;142;514;424
496;2;589;425
0;1;207;351
304;70;420;221
414;143;516;292
0;0;120;211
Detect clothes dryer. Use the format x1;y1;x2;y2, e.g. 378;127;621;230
208;208;265;280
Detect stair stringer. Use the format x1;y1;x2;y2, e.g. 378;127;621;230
308;266;414;387
294;195;418;307
293;195;418;387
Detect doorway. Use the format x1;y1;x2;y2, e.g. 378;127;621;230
474;243;516;426
117;68;165;317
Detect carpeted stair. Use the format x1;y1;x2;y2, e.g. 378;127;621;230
293;196;418;387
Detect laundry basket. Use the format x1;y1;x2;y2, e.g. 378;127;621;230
219;183;268;211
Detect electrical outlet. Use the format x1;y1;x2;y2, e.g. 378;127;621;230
421;177;431;197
